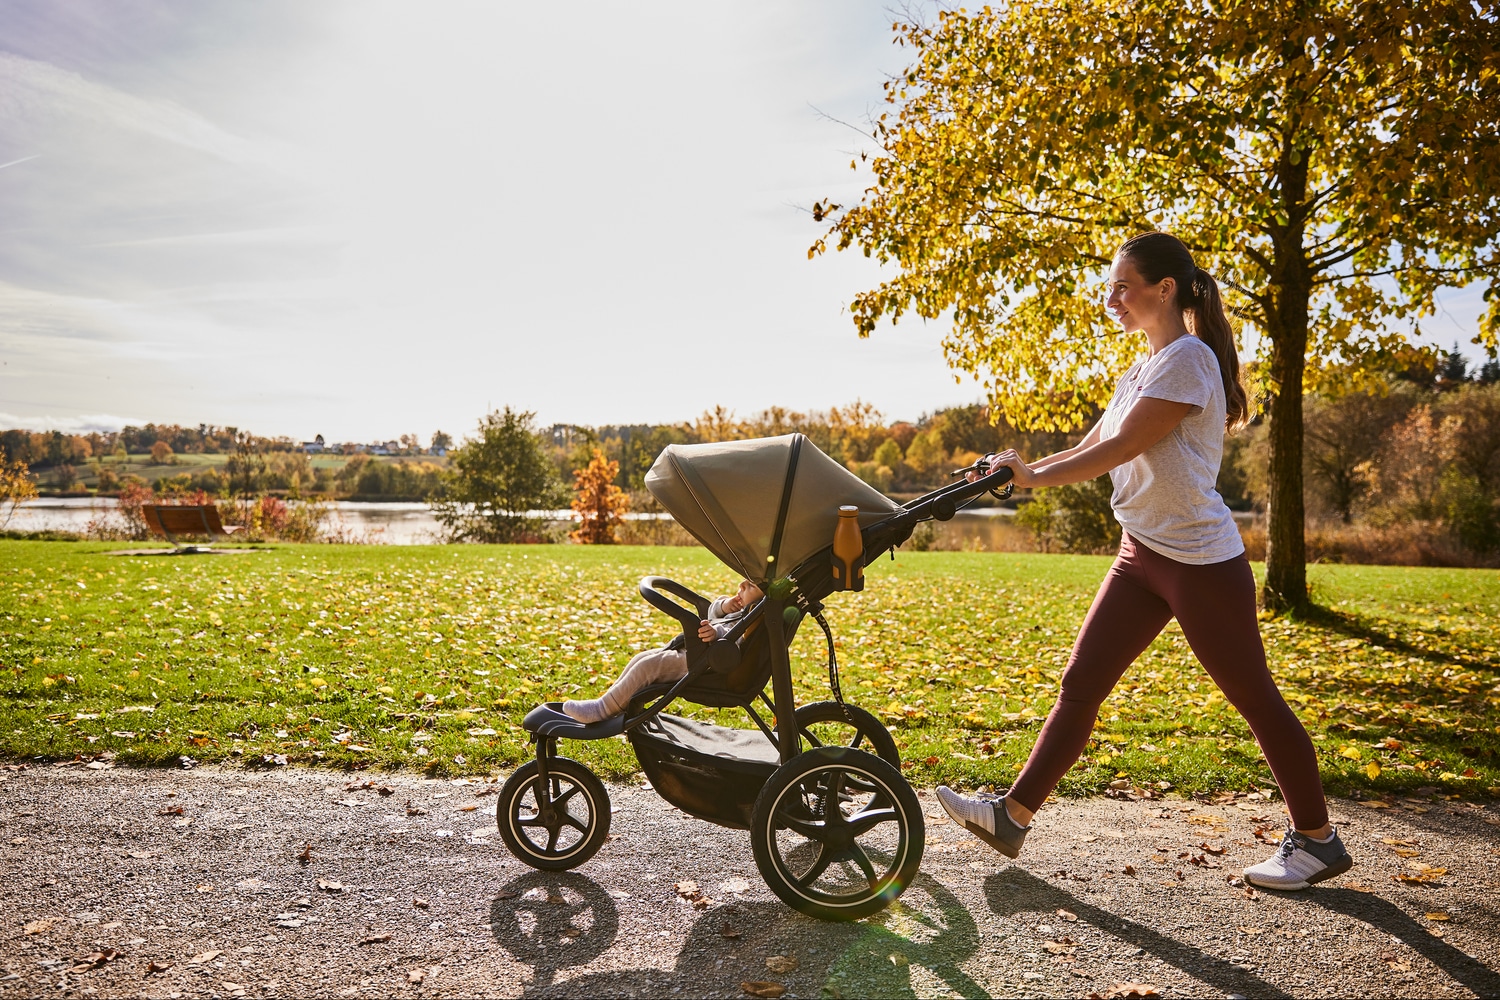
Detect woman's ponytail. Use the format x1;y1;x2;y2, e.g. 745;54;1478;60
1188;268;1249;430
1116;232;1249;431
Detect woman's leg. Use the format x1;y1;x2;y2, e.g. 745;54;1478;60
562;648;688;723
1149;550;1330;832
1007;544;1174;813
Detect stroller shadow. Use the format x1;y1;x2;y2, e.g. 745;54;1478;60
1309;888;1500;996
488;871;620;988
489;870;993;999
984;869;1293;999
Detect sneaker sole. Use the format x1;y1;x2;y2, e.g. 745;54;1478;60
956;817;1021;859
1244;856;1353;892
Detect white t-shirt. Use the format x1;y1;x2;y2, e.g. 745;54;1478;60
1097;335;1244;564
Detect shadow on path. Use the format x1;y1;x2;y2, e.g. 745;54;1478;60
1310;888;1500;996
984;869;1292;999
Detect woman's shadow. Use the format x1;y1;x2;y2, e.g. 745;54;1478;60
489;869;993;999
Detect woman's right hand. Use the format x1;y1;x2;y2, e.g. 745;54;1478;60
971;449;1037;488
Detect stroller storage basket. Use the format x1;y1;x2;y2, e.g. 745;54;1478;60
629;714;780;830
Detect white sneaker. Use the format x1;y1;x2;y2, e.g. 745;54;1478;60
1243;824;1353;890
936;786;1030;858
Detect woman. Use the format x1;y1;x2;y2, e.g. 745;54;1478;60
938;232;1352;891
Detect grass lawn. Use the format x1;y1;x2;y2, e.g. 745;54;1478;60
1;540;1496;802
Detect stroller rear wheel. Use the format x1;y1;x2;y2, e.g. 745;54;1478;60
795;701;900;768
497;757;611;871
750;746;923;921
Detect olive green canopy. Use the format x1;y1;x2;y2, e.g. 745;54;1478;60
645;434;901;585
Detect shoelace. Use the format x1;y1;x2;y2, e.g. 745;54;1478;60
1277;828;1303;859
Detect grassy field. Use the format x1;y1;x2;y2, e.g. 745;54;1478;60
1;540;1496;802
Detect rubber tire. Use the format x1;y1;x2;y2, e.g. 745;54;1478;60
750;745;923;922
795;701;900;768
497;757;611;872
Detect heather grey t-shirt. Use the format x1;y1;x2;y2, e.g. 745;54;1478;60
1097;335;1244;564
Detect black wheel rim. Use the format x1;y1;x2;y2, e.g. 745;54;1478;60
764;761;911;910
511;773;596;860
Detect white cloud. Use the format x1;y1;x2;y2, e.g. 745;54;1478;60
0;412;144;433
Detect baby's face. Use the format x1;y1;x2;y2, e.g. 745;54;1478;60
726;581;764;612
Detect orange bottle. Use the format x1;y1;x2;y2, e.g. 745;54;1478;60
832;505;865;592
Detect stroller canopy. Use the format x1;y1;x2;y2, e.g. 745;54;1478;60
645;434;901;584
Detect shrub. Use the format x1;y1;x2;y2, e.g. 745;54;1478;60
1014;477;1120;554
570;449;629;544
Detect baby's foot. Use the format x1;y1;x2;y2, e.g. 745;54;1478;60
561;699;611;724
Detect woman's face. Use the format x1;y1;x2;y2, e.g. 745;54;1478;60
1103;257;1174;335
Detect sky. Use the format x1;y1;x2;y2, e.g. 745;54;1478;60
0;1;1490;444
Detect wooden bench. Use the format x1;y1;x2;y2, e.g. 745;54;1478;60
141;504;243;551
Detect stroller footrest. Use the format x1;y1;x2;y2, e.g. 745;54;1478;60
523;703;625;740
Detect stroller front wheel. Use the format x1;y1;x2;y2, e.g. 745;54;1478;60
497;757;612;871
751;746;923;922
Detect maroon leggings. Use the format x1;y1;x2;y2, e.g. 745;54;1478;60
1008;533;1329;830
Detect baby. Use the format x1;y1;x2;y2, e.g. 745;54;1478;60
562;579;764;724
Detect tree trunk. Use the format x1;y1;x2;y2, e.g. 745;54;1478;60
1264;315;1309;613
1262;148;1312;614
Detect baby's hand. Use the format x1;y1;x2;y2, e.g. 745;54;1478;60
697;620;716;642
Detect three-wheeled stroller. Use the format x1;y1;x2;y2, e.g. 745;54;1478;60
496;434;1013;921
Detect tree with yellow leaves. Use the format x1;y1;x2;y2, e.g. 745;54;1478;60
0;453;38;530
814;1;1500;611
570;449;629;544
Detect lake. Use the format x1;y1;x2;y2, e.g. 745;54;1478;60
7;497;1030;549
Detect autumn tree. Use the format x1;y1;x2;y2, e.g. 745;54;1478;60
150;441;175;465
0;453;38;529
432;407;568;543
815;1;1500;611
570;448;630;544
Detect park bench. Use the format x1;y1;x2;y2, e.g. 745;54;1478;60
141;504;243;552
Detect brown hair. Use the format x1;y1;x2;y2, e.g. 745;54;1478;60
1116;232;1249;430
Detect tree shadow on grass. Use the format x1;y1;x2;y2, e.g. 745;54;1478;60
983;868;1293;999
1299;603;1490;673
1308;888;1500;997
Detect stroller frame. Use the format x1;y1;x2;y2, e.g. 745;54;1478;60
497;439;1014;921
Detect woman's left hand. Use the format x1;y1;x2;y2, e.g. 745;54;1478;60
974;450;1037;488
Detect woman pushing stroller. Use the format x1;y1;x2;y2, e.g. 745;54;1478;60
938;232;1354;892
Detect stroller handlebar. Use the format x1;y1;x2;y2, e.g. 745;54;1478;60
638;577;712;629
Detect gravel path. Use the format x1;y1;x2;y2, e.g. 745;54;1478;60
1;763;1497;999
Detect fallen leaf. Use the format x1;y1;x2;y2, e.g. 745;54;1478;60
1104;985;1161;999
1359;800;1392;809
297;842;312;865
1122;865;1136;876
408;969;426;984
186;950;222;965
742;982;786;999
719;924;742;939
1044;938;1078;955
357;934;392;945
128;850;151;859
766;955;798;974
1425;912;1451;921
378;785;395;796
889;952;909;967
1056;908;1078;922
562;925;582;938
1237;926;1264;935
405;801;428;817
494;889;519;900
157;806;184;816
145;960;173;974
413;898;430;909
720;877;751;895
23;917;60;935
69;949;121;973
1200;842;1227;855
316;878;344;893
674;880;700;896
1242;887;1260;900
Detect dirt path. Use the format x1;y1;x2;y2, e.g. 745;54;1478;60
1;763;1497;999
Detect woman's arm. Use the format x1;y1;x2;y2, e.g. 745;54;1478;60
986;397;1193;489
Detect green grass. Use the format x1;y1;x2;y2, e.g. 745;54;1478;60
1;540;1496;802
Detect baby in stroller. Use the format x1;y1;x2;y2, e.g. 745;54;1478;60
561;578;765;724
